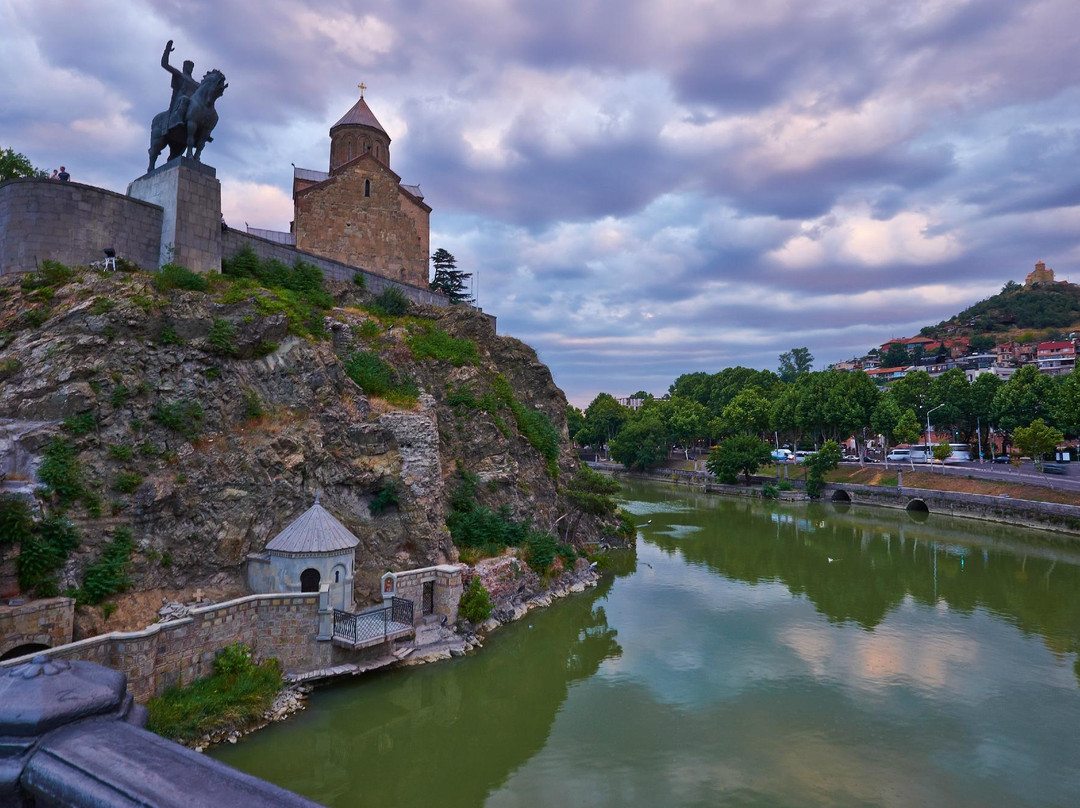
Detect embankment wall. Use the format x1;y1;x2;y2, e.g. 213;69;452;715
596;465;1080;538
0;593;332;702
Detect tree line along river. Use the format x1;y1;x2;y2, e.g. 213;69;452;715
212;478;1080;808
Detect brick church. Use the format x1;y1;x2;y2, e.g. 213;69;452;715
288;92;431;288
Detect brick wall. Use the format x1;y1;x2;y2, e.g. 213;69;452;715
0;593;333;702
0;596;74;658
0;179;162;276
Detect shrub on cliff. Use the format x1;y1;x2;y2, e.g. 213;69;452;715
14;514;80;597
153;263;208;293
368;287;410;317
77;526;134;605
458;576;493;624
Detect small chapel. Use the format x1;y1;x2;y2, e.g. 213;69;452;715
289;89;431;288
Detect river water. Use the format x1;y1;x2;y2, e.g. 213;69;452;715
212;479;1080;807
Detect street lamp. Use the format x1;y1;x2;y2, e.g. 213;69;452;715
926;403;945;466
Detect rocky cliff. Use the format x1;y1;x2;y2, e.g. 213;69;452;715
0;265;615;635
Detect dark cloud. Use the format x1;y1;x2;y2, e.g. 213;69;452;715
3;0;1080;406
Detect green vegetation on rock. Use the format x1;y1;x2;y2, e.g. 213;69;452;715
458;577;493;624
146;644;282;742
77;526;134;604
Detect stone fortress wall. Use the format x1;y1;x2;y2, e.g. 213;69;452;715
0;179;163;275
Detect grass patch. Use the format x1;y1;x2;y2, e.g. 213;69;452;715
343;350;419;406
221;247;332;338
367;287;410;317
406;323;478;366
146;644;282;742
88;297;114;315
62;411;96;435
354;319;382;340
151;398;204;441
112;471;143;494
153;263;208;293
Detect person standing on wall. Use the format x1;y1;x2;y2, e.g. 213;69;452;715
57;166;70;181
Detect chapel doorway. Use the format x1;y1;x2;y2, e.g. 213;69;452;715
300;568;321;593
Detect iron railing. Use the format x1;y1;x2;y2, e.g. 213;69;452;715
333;597;414;647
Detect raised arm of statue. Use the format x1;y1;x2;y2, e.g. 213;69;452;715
160;40;180;77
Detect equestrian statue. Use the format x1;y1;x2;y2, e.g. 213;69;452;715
148;40;227;172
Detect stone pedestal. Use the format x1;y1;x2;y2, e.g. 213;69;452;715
127;157;221;273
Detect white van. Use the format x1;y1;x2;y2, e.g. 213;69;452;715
886;448;910;461
771;449;793;462
794;451;816;463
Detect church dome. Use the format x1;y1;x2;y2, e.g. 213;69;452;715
329;95;391;171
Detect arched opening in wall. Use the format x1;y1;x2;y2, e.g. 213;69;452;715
831;490;851;502
1;643;51;662
300;568;321;593
906;499;930;513
364;180;370;197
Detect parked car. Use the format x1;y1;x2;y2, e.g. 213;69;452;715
861;456;878;463
992;455;1012;464
1042;463;1067;475
842;454;860;462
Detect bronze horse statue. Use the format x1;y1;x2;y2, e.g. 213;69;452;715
148;69;227;171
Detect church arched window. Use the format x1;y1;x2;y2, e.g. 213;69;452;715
365;179;371;197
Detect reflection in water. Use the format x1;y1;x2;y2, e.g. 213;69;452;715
215;480;1080;808
213;575;622;808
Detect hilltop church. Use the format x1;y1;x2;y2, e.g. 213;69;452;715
283;91;431;288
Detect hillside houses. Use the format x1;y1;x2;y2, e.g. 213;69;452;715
835;336;1075;385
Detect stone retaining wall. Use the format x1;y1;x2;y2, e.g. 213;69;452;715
0;179;163;275
0;596;74;659
0;593;333;702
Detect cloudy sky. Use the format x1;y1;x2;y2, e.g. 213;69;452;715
3;0;1080;406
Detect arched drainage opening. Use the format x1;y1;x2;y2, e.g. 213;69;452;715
906;498;930;513
831;490;852;502
1;643;51;662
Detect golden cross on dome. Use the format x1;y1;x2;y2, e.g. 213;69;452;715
358;82;367;99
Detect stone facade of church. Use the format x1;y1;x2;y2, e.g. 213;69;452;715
292;96;431;288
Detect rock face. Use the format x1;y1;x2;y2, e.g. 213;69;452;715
0;269;614;631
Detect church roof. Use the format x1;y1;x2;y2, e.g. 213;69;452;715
265;495;360;554
331;97;387;135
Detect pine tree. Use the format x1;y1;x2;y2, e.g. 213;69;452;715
429;248;473;304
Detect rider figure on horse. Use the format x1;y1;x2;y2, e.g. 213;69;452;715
161;40;198;135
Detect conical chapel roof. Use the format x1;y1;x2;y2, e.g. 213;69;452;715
265;494;360;554
331;97;388;136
